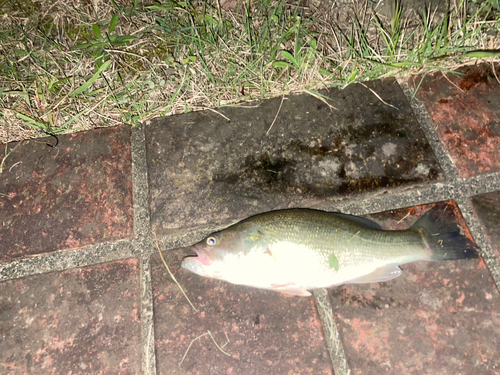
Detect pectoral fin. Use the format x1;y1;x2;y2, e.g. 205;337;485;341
270;284;312;297
347;264;402;284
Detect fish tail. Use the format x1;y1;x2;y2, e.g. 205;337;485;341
410;206;478;261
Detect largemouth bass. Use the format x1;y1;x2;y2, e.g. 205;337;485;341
181;207;477;296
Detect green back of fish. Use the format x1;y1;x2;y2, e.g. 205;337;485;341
242;209;427;270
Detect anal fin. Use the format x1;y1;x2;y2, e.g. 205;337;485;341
347;264;402;284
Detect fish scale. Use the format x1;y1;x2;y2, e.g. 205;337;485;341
254;210;426;269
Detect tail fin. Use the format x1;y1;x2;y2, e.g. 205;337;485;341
410;206;478;261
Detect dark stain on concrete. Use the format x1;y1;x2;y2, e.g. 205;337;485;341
146;78;442;235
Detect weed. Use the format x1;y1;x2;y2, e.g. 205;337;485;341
0;0;499;143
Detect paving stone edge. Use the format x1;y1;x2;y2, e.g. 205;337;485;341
0;239;137;281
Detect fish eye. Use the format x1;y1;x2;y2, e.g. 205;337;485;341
206;236;218;246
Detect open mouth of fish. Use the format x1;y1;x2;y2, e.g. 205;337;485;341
183;247;213;266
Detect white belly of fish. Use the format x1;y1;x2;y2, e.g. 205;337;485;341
220;241;382;291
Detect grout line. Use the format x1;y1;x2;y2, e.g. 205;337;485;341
313;289;351;375
131;124;157;375
454;173;500;197
323;173;500;216
140;256;157;375
455;197;500;290
3;173;499;282
0;239;137;281
398;79;500;293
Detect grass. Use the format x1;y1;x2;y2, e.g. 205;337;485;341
0;0;499;143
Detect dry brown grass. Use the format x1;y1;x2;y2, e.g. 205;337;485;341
1;0;499;144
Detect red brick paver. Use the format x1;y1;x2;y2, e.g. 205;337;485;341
330;202;500;375
0;127;134;261
410;64;500;178
151;250;333;375
0;259;142;375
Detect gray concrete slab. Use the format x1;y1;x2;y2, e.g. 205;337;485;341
145;78;443;238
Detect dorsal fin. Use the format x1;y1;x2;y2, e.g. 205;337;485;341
329;212;383;230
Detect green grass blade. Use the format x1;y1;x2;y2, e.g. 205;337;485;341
16;113;49;131
280;50;298;67
92;24;103;40
465;50;500;58
109;14;119;34
69;60;112;97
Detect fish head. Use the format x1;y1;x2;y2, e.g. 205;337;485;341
181;222;266;280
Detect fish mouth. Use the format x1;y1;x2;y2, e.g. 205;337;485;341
182;247;213;266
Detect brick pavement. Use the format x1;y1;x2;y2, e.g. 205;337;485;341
1;63;499;375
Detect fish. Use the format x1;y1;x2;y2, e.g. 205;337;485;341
181;207;477;297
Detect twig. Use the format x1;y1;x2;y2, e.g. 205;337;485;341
207;330;231;356
0;128;33;175
8;161;22;172
266;95;285;135
440;71;464;92
221;331;230;348
304;89;338;110
205;107;231;122
397;211;411;224
154;233;198;312
491;61;500;85
358;82;399;111
179;330;231;367
347;231;360;243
